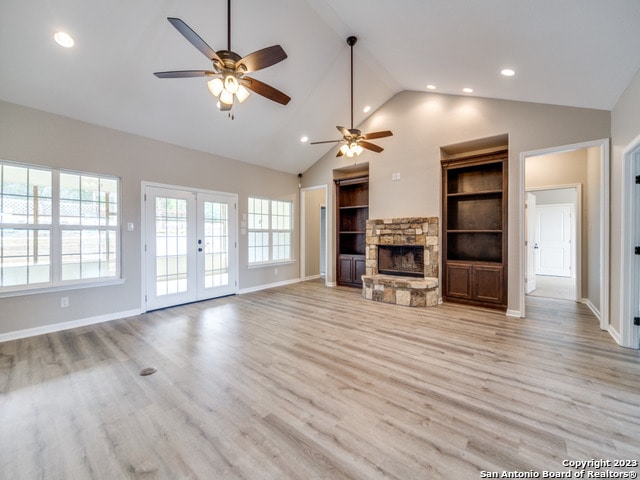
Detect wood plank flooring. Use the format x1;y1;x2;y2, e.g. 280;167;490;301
1;279;639;479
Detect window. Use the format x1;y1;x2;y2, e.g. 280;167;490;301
0;160;119;293
248;197;292;264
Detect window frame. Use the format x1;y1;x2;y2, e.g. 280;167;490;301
0;159;122;297
247;196;294;267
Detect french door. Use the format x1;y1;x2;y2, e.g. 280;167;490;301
144;184;237;310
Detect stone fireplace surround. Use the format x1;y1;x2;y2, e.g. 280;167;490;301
362;217;439;307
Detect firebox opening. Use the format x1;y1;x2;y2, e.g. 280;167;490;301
378;245;424;278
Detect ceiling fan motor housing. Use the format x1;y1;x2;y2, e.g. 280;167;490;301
216;50;242;71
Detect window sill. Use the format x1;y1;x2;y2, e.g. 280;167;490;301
247;260;296;269
0;277;127;299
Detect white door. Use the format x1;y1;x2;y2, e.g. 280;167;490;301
526;192;537;293
535;204;572;277
145;185;237;310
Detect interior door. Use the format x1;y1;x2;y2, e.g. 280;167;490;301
526;192;537;293
535;204;572;277
145;185;237;310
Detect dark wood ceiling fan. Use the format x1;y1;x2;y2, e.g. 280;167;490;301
154;0;291;112
310;36;392;157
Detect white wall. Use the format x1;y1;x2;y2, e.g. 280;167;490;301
0;100;299;337
303;91;611;315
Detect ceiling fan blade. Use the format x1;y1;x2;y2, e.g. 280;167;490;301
363;130;393;140
238;45;287;73
242;77;291;105
359;140;384;153
337;126;351;137
310;139;341;145
167;17;222;64
154;70;215;78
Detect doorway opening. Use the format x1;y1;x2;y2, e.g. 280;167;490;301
519;139;609;330
525;187;579;302
300;185;328;283
621;134;640;348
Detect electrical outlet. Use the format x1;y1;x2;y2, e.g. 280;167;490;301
274;268;278;275
61;297;69;308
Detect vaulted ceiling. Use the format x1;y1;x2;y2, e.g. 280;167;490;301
2;0;639;174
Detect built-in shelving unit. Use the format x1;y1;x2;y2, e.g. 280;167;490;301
441;151;508;309
335;176;368;287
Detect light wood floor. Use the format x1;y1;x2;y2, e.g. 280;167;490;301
1;279;639;479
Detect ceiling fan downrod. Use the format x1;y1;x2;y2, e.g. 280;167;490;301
227;0;231;52
347;36;357;130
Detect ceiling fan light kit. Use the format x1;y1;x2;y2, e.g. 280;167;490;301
154;0;291;115
310;36;393;157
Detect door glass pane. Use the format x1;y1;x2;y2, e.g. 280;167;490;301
203;201;228;288
155;197;188;296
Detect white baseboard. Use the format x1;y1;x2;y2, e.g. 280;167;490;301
0;308;144;343
506;309;522;318
608;324;623;346
238;277;301;294
581;298;601;321
325;281;336;287
303;274;322;281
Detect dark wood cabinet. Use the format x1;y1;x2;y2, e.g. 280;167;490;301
441;151;507;309
335;176;368;287
338;254;367;286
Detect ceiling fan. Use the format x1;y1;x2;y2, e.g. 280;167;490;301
310;36;392;157
154;0;291;114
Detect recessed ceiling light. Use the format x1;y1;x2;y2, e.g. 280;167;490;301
426;84;436;90
501;68;515;77
462;87;474;93
300;136;308;143
54;31;74;48
363;105;371;113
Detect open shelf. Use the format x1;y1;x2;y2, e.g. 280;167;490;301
335;176;369;287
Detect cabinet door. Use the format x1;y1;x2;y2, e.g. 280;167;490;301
353;256;366;284
472;264;503;304
446;263;472;299
338;255;354;284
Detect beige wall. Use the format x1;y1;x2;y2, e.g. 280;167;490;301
303;91;611;315
525;148;601;309
0;100;298;336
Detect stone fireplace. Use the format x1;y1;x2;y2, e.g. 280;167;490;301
362;217;439;307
